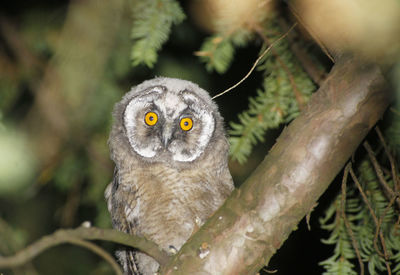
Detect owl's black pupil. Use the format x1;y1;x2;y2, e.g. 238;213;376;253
184;121;189;126
149;116;154;121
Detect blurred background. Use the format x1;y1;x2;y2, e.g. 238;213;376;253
0;0;399;274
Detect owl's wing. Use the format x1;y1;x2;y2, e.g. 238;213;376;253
107;168;136;231
108;167;142;275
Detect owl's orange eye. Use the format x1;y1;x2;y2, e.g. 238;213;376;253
180;117;193;131
145;112;158;126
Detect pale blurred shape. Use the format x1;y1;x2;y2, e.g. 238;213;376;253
0;129;37;195
190;0;274;33
293;0;400;61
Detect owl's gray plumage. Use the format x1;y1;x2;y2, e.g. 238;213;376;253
105;77;234;274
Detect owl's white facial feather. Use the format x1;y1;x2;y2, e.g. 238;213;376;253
170;110;214;162
124;93;162;158
123;82;216;163
156;93;187;119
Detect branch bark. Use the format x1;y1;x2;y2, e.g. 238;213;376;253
161;55;391;274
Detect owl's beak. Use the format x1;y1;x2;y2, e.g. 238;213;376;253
161;125;173;147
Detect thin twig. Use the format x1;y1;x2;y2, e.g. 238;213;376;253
341;163;364;275
66;238;122;275
373;194;397;260
375;126;400;196
305;202;318;231
363;141;398;205
0;217;39;275
253;24;305;109
349;167;392;275
365;131;399;274
349;168;381;250
277;18;327;86
212;23;297;100
0;226;170;269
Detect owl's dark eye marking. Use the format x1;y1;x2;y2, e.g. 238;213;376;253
180;117;193;131
145;112;158;126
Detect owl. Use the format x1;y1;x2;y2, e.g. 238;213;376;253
105;77;234;275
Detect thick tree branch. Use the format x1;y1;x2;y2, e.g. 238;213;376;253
0;226;170;270
161;55;391;274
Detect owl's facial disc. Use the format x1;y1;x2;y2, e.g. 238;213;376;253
124;86;215;163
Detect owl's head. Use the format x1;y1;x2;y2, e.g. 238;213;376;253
110;77;227;165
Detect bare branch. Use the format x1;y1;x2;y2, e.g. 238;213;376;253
278;18;327;86
375;126;400;195
350;167;392;272
0;226;170;270
341;163;364;275
363;141;397;203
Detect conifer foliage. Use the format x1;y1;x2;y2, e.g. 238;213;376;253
227;21;315;163
130;0;185;67
320;134;400;275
